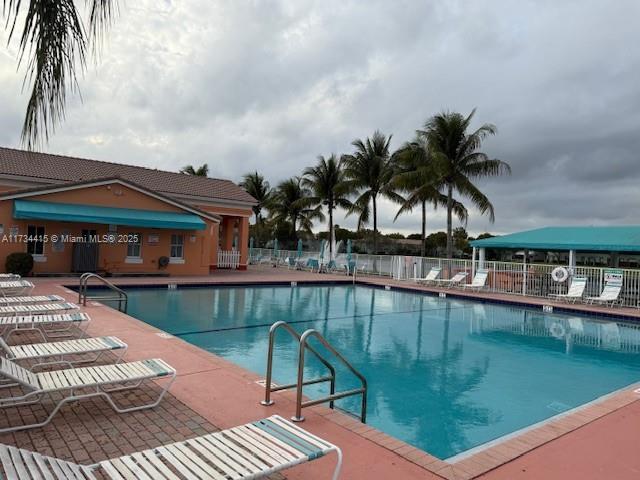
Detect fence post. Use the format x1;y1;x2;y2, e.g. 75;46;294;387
522;253;527;296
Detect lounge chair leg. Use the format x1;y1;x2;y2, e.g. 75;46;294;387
332;447;343;480
0;392;42;409
101;374;176;413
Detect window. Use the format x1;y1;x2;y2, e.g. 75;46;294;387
170;234;184;259
27;225;45;256
126;233;142;258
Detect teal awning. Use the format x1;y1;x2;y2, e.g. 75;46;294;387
13;199;206;230
470;226;640;252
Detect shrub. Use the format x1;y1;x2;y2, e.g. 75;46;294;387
5;252;34;277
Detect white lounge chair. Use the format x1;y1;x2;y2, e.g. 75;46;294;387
549;276;587;303
0;335;127;370
413;267;442;285
462;269;489;291
0;301;78;316
0;273;20;279
284;256;299;270
0;294;65;305
0;356;175;433
0;414;342;479
586;280;623;307
0;280;33;295
0;312;91;343
433;272;469;288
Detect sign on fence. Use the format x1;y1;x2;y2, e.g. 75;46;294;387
604;269;624;283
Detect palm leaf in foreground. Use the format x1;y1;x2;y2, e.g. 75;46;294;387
3;0;117;148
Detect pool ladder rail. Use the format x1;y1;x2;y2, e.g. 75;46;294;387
261;321;368;423
78;272;128;313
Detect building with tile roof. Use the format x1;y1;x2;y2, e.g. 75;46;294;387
0;147;256;275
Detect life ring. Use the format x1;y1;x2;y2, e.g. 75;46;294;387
549;321;566;339
551;267;569;283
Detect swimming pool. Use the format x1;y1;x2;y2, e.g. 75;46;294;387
118;284;640;459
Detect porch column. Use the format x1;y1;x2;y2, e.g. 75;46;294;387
479;247;486;270
210;222;220;270
238;217;249;270
222;217;235;251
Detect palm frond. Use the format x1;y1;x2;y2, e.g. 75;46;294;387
453;174;496;222
4;0;117;148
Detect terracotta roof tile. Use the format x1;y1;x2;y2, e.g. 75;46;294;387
0;147;256;205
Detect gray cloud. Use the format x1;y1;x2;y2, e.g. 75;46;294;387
1;0;639;236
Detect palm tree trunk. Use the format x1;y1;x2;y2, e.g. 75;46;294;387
421;200;426;257
372;195;378;254
446;184;453;259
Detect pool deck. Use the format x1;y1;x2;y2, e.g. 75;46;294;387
2;266;639;479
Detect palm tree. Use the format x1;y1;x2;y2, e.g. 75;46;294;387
239;171;273;242
3;0;117;148
269;177;324;239
180;164;209;176
423;109;511;258
301;155;352;260
342;131;403;254
392;137;468;257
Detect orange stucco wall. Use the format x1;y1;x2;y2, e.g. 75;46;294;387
0;183;218;275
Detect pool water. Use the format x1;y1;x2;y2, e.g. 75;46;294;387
119;284;640;459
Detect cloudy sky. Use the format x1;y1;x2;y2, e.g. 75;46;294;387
1;0;639;236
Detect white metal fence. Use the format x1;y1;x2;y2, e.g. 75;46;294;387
218;250;240;269
249;248;640;307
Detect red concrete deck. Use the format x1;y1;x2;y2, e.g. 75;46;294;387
2;267;639;479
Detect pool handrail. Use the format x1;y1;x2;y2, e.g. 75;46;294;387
78;272;128;313
261;321;336;408
294;328;368;423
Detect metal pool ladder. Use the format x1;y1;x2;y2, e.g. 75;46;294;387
261;321;368;423
78;273;128;313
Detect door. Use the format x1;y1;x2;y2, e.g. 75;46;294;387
72;230;99;272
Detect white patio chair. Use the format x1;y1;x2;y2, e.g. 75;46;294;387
0;335;127;371
412;267;442;285
0;301;78;316
0;280;34;296
462;269;489;291
0;415;342;479
549;276;587;303
0;274;20;279
0;356;175;433
433;272;469;289
0;312;91;343
585;280;623;307
0;294;65;305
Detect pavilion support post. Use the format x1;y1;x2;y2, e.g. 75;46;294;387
472;247;477;279
611;252;620;268
479;248;486;270
568;249;576;274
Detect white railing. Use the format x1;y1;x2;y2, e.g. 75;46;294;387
249;247;640;307
218;250;240;269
